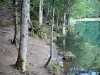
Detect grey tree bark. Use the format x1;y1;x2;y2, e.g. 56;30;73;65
12;0;18;46
46;3;50;24
39;0;43;25
56;10;59;28
63;12;66;49
14;0;30;72
44;0;55;67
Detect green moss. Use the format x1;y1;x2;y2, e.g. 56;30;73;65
14;55;23;70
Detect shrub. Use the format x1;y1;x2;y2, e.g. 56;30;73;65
46;64;62;75
38;26;50;39
32;20;40;34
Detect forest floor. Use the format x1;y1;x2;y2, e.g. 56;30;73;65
0;26;52;75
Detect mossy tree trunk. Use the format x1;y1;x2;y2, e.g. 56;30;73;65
15;0;30;72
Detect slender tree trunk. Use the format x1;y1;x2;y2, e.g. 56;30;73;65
46;4;50;19
98;2;100;31
12;0;18;46
39;0;43;25
51;4;55;63
44;0;55;67
56;19;58;28
46;4;50;24
63;12;66;49
14;0;30;72
56;10;59;28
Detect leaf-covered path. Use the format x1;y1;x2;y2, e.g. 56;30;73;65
0;26;51;75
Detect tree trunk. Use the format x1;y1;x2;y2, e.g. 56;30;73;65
39;0;43;25
56;10;59;28
56;19;58;28
46;3;50;24
14;0;30;72
63;12;66;50
99;0;100;31
12;0;18;46
44;0;55;67
47;5;50;18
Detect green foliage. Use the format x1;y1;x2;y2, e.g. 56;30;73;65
38;26;50;39
70;0;99;18
46;64;62;75
45;39;51;45
32;20;40;34
55;35;64;50
0;2;8;6
30;0;39;20
53;26;62;34
64;51;73;55
29;31;34;37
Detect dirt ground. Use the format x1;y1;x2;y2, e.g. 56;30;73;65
0;26;51;75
